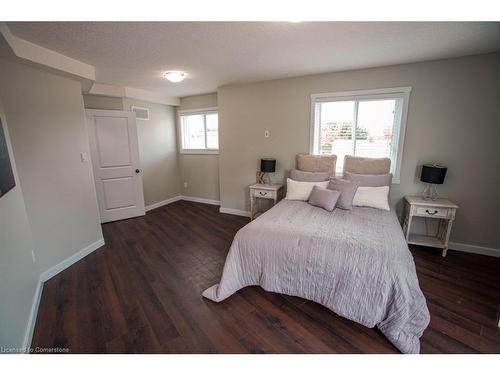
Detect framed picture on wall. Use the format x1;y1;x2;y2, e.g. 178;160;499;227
0;118;16;198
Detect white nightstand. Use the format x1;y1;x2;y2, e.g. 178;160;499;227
249;183;283;220
403;195;459;257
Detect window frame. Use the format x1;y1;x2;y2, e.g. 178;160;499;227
178;107;219;155
309;87;411;184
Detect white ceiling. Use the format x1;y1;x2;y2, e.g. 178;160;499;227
7;22;500;97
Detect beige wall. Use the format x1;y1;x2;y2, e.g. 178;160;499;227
0;107;39;349
180;93;218;109
178;154;220;201
0;58;103;273
122;98;180;206
218;52;500;250
83;94;123;110
178;93;220;201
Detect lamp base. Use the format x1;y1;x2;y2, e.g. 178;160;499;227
256;171;269;184
422;183;439;200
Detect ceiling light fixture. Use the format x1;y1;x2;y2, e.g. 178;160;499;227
163;71;186;83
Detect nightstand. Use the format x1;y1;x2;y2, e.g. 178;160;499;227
249;183;283;220
403;195;459;257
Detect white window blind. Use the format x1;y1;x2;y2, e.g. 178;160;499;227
310;87;411;183
179;108;218;153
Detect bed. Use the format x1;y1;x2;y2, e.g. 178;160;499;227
203;155;430;354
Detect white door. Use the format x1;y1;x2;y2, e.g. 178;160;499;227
86;109;145;223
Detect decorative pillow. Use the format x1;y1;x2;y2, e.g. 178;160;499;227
327;178;358;210
345;172;392;187
345;172;391;210
296;154;337;175
308;186;340;212
285;178;329;201
343;155;391;175
352;186;390;211
290;169;330;182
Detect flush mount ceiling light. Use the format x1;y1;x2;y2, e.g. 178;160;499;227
163;71;186;83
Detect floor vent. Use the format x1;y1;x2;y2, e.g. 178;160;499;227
131;106;149;120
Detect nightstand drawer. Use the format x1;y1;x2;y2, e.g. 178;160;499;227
253;189;276;199
415;206;448;218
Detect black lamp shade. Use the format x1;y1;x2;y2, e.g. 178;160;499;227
260;158;276;173
420;164;447;184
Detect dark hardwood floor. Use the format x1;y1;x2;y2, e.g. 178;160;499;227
31;200;500;353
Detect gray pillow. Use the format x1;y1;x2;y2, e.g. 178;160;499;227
327;178;358;210
345;172;392;187
290;169;330;182
308;186;340;212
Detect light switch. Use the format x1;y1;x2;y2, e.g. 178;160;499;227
80;152;89;163
264;130;270;138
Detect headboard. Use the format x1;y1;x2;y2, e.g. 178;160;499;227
296;154;337;176
343;155;391;175
296;154;391;176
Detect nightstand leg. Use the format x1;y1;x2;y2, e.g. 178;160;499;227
442;220;453;257
250;194;254;220
405;215;412;241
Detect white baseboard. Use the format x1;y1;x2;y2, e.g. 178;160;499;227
22;238;105;350
448;241;500;258
145;195;220;212
219;207;251;217
22;279;43;351
145;196;182;212
40;238;105;282
180;195;220;206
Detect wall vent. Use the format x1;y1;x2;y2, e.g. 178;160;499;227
131;106;149;120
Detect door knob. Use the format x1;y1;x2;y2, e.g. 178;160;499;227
135;169;140;174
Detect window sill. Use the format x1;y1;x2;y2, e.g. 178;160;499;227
179;149;219;155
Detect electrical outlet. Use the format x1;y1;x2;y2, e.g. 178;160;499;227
264;130;270;138
183;182;188;189
31;249;36;264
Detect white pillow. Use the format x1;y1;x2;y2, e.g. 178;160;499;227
352;186;390;211
285;178;329;201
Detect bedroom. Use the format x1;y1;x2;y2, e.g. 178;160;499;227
1;1;499;373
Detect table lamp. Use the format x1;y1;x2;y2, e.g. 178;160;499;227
420;164;447;200
257;158;276;184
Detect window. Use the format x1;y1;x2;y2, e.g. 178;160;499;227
310;87;411;183
179;108;218;154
